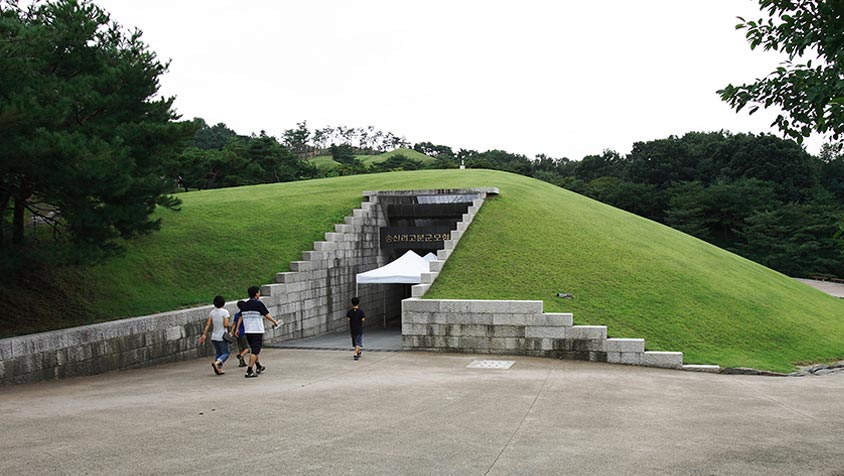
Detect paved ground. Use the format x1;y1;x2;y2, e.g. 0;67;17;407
2;349;844;476
272;326;403;351
794;278;844;298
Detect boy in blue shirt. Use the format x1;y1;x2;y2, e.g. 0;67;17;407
233;300;249;367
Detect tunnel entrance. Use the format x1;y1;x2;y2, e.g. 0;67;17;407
377;191;478;260
268;188;497;352
359;190;486;332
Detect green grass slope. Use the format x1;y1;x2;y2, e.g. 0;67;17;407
425;172;844;372
310;148;433;171
6;169;843;372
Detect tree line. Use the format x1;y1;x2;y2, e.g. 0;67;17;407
172;120;423;190
3;0;843;282
254;121;844;279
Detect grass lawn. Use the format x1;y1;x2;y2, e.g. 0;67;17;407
425;173;844;372
310;147;434;172
5;169;843;372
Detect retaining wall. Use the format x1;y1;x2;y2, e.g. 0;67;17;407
0;193;401;386
401;298;698;370
260;195;405;339
0;188;498;386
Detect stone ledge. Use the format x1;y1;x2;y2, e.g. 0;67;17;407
274;272;301;284
606;338;645;353
289;261;314;272
568;326;607;340
402;298;438;313
411;284;431;298
641;351;684;369
525;326;567;339
607;351;643;365
312;241;337;252
260;283;289;297
533;313;573;327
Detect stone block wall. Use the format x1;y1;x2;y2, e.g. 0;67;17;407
258;195;405;339
401;298;710;371
0;194;400;386
0;304;262;386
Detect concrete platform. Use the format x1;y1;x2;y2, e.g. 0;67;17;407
270;326;403;351
794;278;844;298
2;349;844;475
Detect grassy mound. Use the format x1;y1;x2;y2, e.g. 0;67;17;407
425;172;844;372
4;169;843;372
310;147;433;171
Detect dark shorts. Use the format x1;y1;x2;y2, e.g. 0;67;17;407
350;329;363;348
246;333;263;355
236;335;249;351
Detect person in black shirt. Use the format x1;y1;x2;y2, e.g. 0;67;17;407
346;297;366;361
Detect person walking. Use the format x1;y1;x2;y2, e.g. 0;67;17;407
347;297;366;361
232;300;249;367
234;286;280;378
198;295;231;375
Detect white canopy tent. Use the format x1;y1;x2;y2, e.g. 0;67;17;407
422;252;438;262
356;250;430;285
356;250;431;327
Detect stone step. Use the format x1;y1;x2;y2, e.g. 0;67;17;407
411;284;431;298
641;351;684;369
606;338;645;353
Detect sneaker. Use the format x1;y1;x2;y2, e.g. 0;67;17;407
238;356;247;367
256;364;266;374
212;362;222;375
245;369;258;378
354;354;360;361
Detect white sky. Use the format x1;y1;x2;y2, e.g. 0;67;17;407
99;0;825;160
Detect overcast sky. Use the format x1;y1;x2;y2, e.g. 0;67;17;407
100;0;824;160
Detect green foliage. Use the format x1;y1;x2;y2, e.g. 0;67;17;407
358;148;434;167
819;142;844;202
584;177;661;219
192;119;238;150
465;149;533;176
556;131;833;278
169;124;317;190
739;202;844;277
329;143;358;165
371;153;423;172
575;150;625;182
282;121;310;155
718;0;844;142
0;0;195;259
309;147;436;175
413;141;454;158
665;179;779;245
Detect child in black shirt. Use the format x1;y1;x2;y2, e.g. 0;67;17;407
346;297;366;360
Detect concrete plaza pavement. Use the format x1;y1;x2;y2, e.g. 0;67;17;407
2;349;844;476
795;278;844;298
